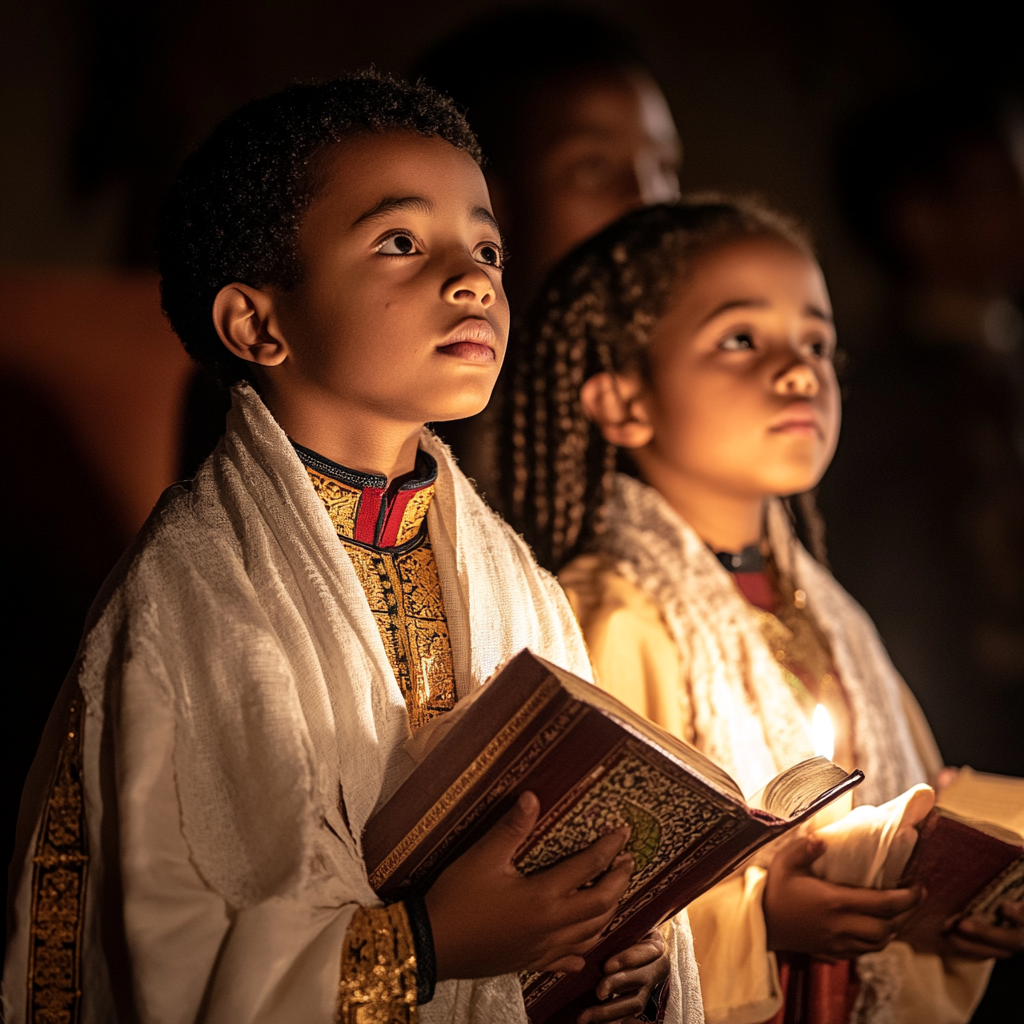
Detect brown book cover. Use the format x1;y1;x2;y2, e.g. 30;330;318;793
362;649;863;1023
898;788;1024;953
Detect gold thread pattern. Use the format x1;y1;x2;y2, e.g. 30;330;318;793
337;904;418;1024
343;540;454;731
304;465;455;733
396;486;435;546
308;470;362;538
27;698;88;1024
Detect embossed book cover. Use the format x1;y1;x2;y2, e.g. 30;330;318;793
897;769;1024;953
362;649;864;1024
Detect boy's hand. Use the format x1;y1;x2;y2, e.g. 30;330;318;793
764;837;923;957
579;929;668;1024
425;792;634;980
938;899;1024;960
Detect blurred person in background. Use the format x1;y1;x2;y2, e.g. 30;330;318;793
822;83;1024;784
412;4;683;499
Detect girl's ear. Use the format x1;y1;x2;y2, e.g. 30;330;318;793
212;283;290;366
580;372;654;449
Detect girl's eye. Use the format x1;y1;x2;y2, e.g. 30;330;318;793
719;332;754;352
377;233;419;256
808;336;834;359
476;243;503;268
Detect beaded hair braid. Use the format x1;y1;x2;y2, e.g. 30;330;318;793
503;197;819;571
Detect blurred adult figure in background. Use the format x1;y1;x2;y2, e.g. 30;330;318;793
413;5;683;498
821;84;1024;780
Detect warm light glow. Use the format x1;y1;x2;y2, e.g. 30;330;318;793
811;703;834;760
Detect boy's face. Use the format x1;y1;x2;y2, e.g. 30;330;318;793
265;132;509;427
638;237;840;499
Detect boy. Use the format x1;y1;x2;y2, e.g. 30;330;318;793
2;73;701;1024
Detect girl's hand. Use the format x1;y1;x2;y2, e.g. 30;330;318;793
425;792;634;980
579;929;669;1023
764;837;923;957
939;899;1024;960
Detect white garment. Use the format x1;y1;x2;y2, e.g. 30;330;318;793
2;388;702;1024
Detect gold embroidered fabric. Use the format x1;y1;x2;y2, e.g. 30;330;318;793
337;903;418;1024
303;459;455;732
27;697;88;1024
753;567;855;770
345;542;454;731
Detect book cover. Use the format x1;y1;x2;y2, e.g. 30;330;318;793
362;649;863;1023
898;770;1024;953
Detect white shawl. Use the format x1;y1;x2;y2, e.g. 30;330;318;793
3;389;702;1024
597;474;932;805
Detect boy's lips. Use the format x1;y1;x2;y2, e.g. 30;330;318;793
436;319;497;363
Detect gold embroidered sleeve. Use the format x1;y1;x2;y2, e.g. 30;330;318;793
337;903;418;1024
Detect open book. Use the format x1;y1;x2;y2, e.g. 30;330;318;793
362;649;863;1023
898;768;1024;952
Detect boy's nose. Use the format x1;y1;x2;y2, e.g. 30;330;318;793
773;362;819;397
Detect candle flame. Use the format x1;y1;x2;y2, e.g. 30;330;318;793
811;703;834;760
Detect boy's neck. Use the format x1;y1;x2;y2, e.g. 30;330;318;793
260;381;423;483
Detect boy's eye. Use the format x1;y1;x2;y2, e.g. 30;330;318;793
377;233;419;256
475;243;503;268
719;332;754;352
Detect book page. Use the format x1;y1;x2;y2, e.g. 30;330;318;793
936;768;1024;837
754;756;853;820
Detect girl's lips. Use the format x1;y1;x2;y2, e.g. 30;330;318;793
436;340;495;362
769;419;820;436
437;319;498;362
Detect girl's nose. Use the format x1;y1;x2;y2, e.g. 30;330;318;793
774;362;819;397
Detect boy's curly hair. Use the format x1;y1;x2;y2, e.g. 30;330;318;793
502;196;820;571
159;70;481;383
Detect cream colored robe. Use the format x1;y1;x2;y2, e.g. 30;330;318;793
561;474;992;1024
2;389;703;1024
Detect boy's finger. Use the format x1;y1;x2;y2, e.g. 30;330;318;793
480;792;541;859
546;831;631;891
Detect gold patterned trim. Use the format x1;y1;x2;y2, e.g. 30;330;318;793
395;486;435;546
368;675;561;890
27;697;88;1024
337;903;418;1024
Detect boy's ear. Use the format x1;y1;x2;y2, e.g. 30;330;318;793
212;283;289;366
579;372;654;449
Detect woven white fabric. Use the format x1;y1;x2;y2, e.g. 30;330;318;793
3;388;702;1024
598;473;930;805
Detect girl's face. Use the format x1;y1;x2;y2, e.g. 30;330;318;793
636;236;840;500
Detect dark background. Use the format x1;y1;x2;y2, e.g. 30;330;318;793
2;0;1022;1015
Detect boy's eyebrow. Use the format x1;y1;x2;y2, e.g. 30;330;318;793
700;298;834;326
471;206;500;233
352;195;434;227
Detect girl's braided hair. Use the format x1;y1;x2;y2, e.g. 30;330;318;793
502;196;820;571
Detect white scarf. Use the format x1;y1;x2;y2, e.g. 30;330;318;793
597;474;929;805
10;389;699;1024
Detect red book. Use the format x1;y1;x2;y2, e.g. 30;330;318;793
362;649;863;1023
898;769;1024;952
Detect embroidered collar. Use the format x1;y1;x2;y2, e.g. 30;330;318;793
293;441;438;549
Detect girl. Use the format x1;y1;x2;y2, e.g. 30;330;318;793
503;199;1024;1023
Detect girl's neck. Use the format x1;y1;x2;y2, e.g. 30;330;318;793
635;458;765;552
